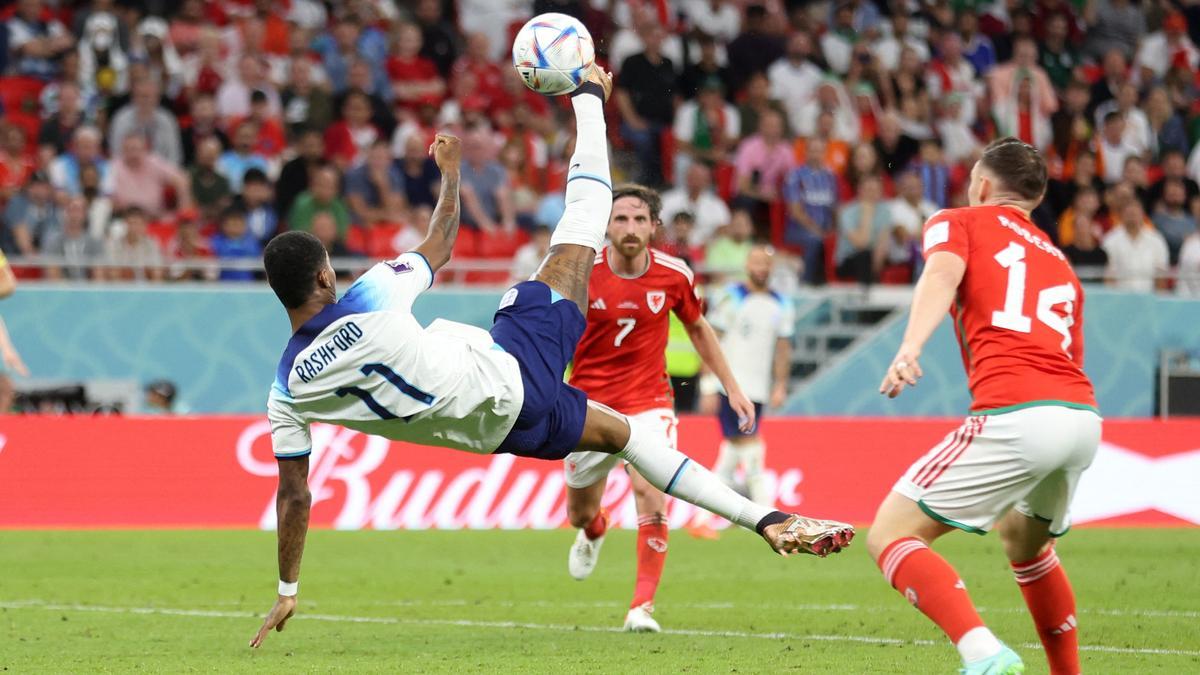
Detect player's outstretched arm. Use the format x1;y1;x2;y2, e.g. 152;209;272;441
413;134;462;272
684;316;755;432
879;251;966;398
250;456;311;648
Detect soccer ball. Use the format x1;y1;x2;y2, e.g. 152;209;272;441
512;13;595;96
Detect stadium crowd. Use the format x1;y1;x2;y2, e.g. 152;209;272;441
0;0;1199;294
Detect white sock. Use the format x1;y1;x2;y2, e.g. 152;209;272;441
617;415;773;531
713;440;738;485
737;438;771;506
956;626;1003;663
549;90;611;252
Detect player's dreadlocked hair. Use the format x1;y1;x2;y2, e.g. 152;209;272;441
612;183;663;224
264;231;328;309
979;137;1048;202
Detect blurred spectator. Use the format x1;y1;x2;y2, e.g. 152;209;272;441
1049;80;1095;175
414;0;459;78
796;110;852;177
661;163;731;249
324;91;380;170
103;207;164;282
835;174;892;284
450;32;504;109
725;4;785;94
672;77;739;185
109;135;192;221
281;58;335;141
345;140;406;226
498;138;542;227
784;137;838;283
882;46;929;119
1047;150;1104;220
211;208;261;282
989;37;1058;150
310;210;355;258
134;16;184;99
237;168;279;247
1085;0;1146;61
842;142;891;201
77;11;127;97
336;59;397;138
680;33;732;100
400;134;440;210
388;22;446;112
165;211;217;282
4;171;61;256
42;195;103;280
958;12;996;77
1038;14;1080;91
181;94;230;168
190;136;233;224
1144;88;1188;161
927;32;979;126
7;0;74;81
795;79;858;140
683;0;741;42
48;126;108;198
768;33;823;132
1179;229;1200;296
1061;188;1109;271
873;113;919;176
1103;200;1168;292
1089;50;1129;117
1123;155;1152;208
37;81;86;154
820;2;858;75
935;95;981;166
181;27;224;97
1135;13;1198;83
874;12;929;71
0;126;36;202
705;207;755;279
732;109;792;226
460;130;515;233
288;165;351;238
737;72;789;140
510;225;551;284
655;211;704;266
1147;150;1200;211
1095;111;1141;185
276;128;325;218
217;121;270;193
1152;179;1197;263
319;15;389;98
615;17;679;187
1095;83;1150;155
143;379;185;415
108;78;183;166
236;90;287;159
886;170;938;273
217;54;282;123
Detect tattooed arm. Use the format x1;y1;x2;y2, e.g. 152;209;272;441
413;134;462;272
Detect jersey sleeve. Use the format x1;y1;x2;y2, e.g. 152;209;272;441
672;268;704;325
267;393;312;459
1069;280;1086;368
707;285;736;332
921;210;969;263
777;295;796;340
337;251;434;315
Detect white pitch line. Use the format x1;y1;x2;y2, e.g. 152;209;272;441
2;601;1198;658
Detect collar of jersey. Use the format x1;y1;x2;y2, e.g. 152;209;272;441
275;303;359;396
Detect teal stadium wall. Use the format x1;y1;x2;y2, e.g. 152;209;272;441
5;285;1199;416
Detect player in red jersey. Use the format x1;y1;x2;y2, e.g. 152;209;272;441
866;138;1101;675
563;184;850;632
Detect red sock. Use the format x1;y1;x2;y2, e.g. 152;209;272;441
630;514;669;609
1012;546;1080;675
877;537;985;643
583;508;608;540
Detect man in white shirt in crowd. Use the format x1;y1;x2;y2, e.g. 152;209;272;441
1103;200;1169;292
660;163;731;248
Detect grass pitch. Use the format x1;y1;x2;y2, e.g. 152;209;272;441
1;528;1197;673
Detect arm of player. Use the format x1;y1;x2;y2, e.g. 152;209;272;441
770;336;791;409
250;455;311;648
413;134;463;272
685;316;755;432
879;251;966;398
0;255;16;298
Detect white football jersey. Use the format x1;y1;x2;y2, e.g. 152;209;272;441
267;253;525;458
708;283;795;403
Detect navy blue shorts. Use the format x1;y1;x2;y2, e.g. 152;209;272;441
718;393;764;438
490;281;589;460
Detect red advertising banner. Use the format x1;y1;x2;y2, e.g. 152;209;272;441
0;416;1196;529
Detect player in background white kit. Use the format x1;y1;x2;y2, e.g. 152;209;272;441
249;68;853;648
690;246;794;537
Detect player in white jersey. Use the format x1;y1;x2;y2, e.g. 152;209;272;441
689;246;794;537
250;68;853;649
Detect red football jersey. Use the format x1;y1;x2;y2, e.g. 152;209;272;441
922;205;1097;413
569;248;703;414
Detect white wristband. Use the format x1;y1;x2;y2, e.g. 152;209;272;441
278;580;299;597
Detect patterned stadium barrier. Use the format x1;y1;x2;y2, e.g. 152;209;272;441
1;416;1196;529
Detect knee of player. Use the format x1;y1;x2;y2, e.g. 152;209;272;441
566;501;599;529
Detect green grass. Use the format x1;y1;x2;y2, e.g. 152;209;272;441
1;529;1197;673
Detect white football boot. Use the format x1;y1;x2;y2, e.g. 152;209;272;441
623;603;661;633
568;529;605;580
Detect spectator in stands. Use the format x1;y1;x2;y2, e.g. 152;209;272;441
661;163;731;249
497;138;542;228
189;136;232;224
217;121;270;193
238;90;286;160
737;72;789;140
679;33;731;101
1103;199;1169;292
874;11;929;71
1061;188;1109;272
134;16;184;99
37;81;85;154
400;133;440;210
42;195;102;280
784;137;838;283
1152;179;1197;263
237;168;278;247
143;380;182;415
450;31;504;109
281;58;335;142
1095;83;1151;156
614;16;678;188
77;10;127;97
48;126;108;198
933;95;979;167
1133;13;1196;82
1148;150;1200;209
1089;49;1129;117
1085;0;1145;61
672;77;739;187
1144;87;1189;161
108;78;183;167
705;207;755;280
5;171;61;255
310;210;355;260
337;59;397;139
1179;224;1200;296
460;129;515;234
927;32;979;127
166;210;217;282
345;140;405;227
216;54;282;123
388;22;446;112
324;90;380;170
887;170;938;274
180;94;229;168
882;46;929;120
872;113;919;176
7;0;74;81
989;37;1058;150
109;135;192;221
732;109;792;230
210;208;260;282
958;11;996;77
768;33;823;134
1095;111;1141;185
1047;149;1104;219
414;0;458;78
820;2;858;75
794;79;858;140
725;4;785;94
103;207;164;282
510;225;551;284
656;211;704;266
287;165;350;238
1039;13;1080;91
835;174;892;284
275;128;324;219
0;125;35;203
842;142;888;200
